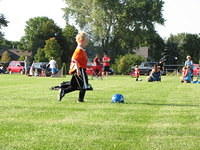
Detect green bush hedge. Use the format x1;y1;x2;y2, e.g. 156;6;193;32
112;53;145;74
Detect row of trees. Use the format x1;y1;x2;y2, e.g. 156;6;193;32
1;0;200;71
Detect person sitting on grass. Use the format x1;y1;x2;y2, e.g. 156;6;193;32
147;64;161;82
181;66;192;83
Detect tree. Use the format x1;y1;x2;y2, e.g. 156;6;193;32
1;51;11;63
62;24;78;64
0;14;8;39
34;48;48;62
166;33;200;64
21;17;64;56
147;33;165;61
63;0;164;57
181;34;200;63
37;37;62;67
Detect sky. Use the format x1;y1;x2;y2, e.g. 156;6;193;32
0;0;200;41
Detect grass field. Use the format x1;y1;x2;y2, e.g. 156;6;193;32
0;74;200;150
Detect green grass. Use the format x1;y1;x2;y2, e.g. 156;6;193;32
0;74;200;150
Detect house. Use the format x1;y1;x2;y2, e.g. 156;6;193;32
0;49;32;61
133;47;149;59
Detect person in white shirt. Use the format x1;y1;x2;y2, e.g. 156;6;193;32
48;57;57;75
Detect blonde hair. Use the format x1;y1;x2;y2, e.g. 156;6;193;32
76;32;88;43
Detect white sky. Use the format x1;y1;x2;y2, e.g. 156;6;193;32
0;0;200;41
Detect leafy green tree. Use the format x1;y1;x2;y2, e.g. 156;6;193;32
1;51;11;63
181;34;200;63
21;17;64;56
0;39;13;50
62;24;78;64
166;33;200;64
147;33;165;61
42;37;62;67
63;0;164;57
34;48;48;62
0;14;8;39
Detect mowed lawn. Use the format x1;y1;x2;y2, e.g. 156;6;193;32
0;74;200;150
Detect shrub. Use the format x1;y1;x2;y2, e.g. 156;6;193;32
112;53;145;74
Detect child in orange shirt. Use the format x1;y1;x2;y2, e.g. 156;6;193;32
57;32;93;102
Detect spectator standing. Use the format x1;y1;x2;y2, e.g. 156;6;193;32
24;56;29;75
102;53;111;77
48;57;57;76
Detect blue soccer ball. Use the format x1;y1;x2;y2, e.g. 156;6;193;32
111;94;124;103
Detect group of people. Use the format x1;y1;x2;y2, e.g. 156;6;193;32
134;55;195;83
92;53;111;78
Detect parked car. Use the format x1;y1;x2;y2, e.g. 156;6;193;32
193;64;200;76
130;62;157;76
31;62;52;76
130;62;167;77
7;61;25;74
86;62;114;76
0;62;9;74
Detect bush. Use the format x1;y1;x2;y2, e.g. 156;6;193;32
112;53;145;74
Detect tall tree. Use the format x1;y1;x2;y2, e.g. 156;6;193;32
62;24;78;64
21;17;64;56
63;0;164;57
35;37;62;67
0;14;8;39
167;33;200;64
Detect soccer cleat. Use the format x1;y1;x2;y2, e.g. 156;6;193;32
50;86;61;90
84;84;93;90
57;89;65;101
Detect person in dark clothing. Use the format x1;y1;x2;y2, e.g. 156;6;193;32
147;64;161;82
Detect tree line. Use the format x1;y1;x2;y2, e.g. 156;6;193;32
1;0;200;72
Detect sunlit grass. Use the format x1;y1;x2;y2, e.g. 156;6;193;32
0;74;200;150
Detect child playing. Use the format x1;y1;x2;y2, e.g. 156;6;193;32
57;32;92;102
134;65;140;81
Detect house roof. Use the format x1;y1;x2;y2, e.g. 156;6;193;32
0;49;32;60
133;47;149;58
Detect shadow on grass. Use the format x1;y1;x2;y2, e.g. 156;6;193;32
130;102;200;107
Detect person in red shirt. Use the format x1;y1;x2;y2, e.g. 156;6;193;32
92;54;102;78
102;53;111;77
58;32;92;102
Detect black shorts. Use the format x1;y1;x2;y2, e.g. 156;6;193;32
103;66;110;72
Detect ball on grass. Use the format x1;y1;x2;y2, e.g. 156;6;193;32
111;94;124;103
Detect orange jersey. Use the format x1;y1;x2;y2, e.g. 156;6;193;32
69;47;88;74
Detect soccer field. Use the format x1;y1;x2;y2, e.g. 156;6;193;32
0;75;200;150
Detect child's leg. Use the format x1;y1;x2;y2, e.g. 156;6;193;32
78;90;86;102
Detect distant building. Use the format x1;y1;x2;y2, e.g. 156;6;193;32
133;47;149;59
0;49;32;61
